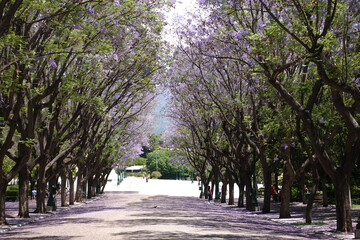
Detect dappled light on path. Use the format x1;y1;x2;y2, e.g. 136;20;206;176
1;177;346;239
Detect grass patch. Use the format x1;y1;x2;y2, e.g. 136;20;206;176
353;204;360;209
292;222;326;226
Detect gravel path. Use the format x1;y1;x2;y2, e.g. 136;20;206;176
0;176;358;239
0;191;349;240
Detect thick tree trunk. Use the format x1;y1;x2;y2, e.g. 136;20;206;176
75;169;84;202
305;187;316;224
321;175;328;207
18;167;30;218
306;163;319;224
204;183;208;199
61;170;67;207
35;171;47;213
0;182;8;225
228;180;234;205
279;167;291;218
301;175;306;204
221;183;227;203
245;177;252;210
87;177;93;199
100;171;110;194
68;170;75;205
91;177;97;196
334;176;353;232
238;183;244;207
262;170;272;213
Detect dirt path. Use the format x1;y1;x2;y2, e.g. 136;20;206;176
0;192;340;240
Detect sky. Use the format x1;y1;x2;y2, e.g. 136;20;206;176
152;0;198;134
152;93;169;134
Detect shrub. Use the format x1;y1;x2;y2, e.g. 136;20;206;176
352;198;360;205
352;186;360;199
6;186;18;201
151;171;162;179
291;187;302;202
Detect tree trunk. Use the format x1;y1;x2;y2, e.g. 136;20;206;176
61;170;67;207
334;175;353;232
262;170;272;213
301;175;306;204
306;162;319;224
221;183;227;203
0;182;8;225
68;170;75;205
75;168;84;202
238;182;244;207
228;180;234;205
279;167;291;218
321;175;328;207
204;183;208;199
245;177;252;210
305;187;316;224
100;171;110;194
18;167;30;218
35;168;47;213
87;177;93;199
91;177;97;196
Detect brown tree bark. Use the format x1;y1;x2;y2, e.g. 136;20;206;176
306;162;319;224
334;173;353;232
35;162;47;213
228;179;234;205
238;182;245;207
221;182;227;203
61;170;67;207
262;169;272;213
18;167;30;218
68;169;75;205
0;182;8;225
279;166;291;218
321;176;328;207
75;165;84;202
87;178;93;199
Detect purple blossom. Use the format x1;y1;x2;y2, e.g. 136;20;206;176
281;143;288;150
87;8;95;14
114;0;120;7
47;59;57;69
72;24;82;30
291;142;296;147
355;78;360;86
274;157;279;161
319;118;327;124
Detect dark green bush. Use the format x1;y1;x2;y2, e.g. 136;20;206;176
6;189;18;201
351;186;360;199
291;187;302;202
352;198;360;205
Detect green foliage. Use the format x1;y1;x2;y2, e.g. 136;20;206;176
351;186;360;200
148;133;162;151
132;157;147;166
151;171;162;179
6;185;19;201
146;149;189;179
2;157;15;174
